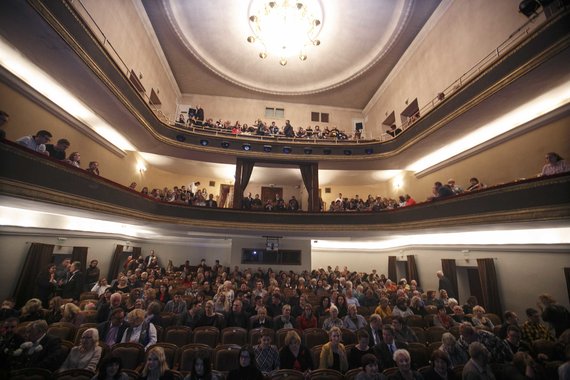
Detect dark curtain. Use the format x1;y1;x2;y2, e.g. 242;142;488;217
107;245;124;281
406;255;420;287
477;258;502;315
388;256;397;282
71;246;88;272
441;259;459;300
132;247;142;259
300;162;320;212
232;158;255;209
13;243;54;307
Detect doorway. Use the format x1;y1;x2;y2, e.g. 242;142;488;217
219;184;232;208
261;187;283;204
466;267;484;308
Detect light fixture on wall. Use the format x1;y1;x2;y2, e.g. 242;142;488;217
136;162;147;174
247;0;323;65
242;143;252;151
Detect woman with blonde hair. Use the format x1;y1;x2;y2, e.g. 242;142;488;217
61;302;85;327
279;330;313;373
319;326;348;373
59;328;102;372
471;305;494;330
140;346;174;380
19;298;45;322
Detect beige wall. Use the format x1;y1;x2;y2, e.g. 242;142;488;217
311;245;570;322
364;0;544;136
77;0;179;120
178;94;363;136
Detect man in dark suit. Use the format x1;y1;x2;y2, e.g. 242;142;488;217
61;261;83;301
225;299;250;329
97;292;126;323
97;307;128;347
205;194;218;208
24;320;65;371
372;325;408;369
365;313;384;347
145;250;157;267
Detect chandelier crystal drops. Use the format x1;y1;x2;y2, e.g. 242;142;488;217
247;0;322;66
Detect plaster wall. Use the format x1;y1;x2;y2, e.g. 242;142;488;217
78;0;179;120
365;0;544;137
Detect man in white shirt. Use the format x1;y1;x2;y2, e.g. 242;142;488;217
16;130;52;155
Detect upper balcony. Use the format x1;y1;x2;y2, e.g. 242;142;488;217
1;140;569;238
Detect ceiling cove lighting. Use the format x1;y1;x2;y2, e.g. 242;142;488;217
247;0;323;66
0;37;135;152
406;82;570;173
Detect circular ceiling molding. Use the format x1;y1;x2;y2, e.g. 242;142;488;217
164;0;413;95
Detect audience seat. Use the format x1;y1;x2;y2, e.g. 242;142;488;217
159;312;177;328
532;339;557;359
425;305;438;315
449;325;461;339
310;344;323;368
110;342;145;370
211;370;228;380
155;325;164;341
317;315;327;328
382;367;399;377
357;306;369;316
165;370;184;380
426;326;447;343
270;369;305;380
484;313;502;326
163;325;193;347
344;367;362;380
427;341;442;354
382;316;393;325
220;327;248;346
410;326;427;344
423;314;435;327
452;364;465;378
79;310;98;324
52;369;95;380
308;368;344;380
192;326;219;348
213;344;241;372
418;365;432;376
406;315;426;328
79;291;98;301
9;368;52;380
47;322;77;342
178;343;213;373
145;343;179;370
60;339;75;359
340;328;357;345
121;369;140;380
249;327;275;346
303;328;329;349
407;342;430;368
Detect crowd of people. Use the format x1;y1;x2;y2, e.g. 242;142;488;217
1;254;569;379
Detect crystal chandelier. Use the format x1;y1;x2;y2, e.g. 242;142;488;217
247;0;322;66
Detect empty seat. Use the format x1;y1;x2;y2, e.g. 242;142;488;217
220;327;248;346
426;326;447;343
47;322;77;342
303;327;329;349
308;368;344;379
270;369;305;380
192;326;220;348
163;325;193;347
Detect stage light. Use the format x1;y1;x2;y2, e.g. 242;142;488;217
263;145;272;152
221;141;230;148
283;146;292;154
344;149;352;155
365;148;374;154
323;149;332;155
200;139;209;146
242;143;252;151
176;135;186;142
304;147;313;154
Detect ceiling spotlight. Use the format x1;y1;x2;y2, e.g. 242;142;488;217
176;135;186;142
242;143;252;151
247;36;256;43
199;139;209;146
263;145;272;152
323;149;332;155
365;148;374;154
344;149;352;155
518;0;541;17
304;147;313;154
280;58;287;66
283;146;292;154
221;141;230;148
259;52;267;59
299;54;307;61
